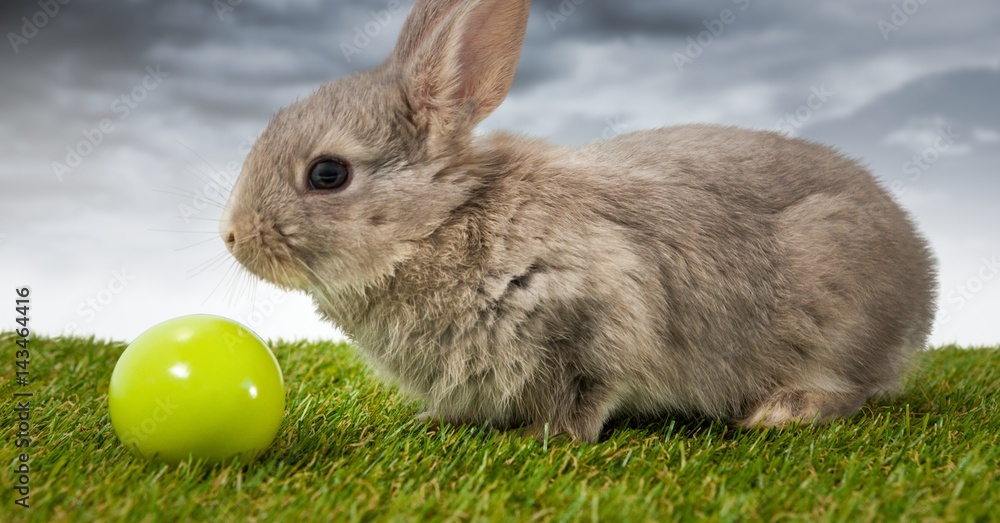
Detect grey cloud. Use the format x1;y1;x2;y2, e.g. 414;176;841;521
533;0;714;38
803;67;1000;194
2;0;998;344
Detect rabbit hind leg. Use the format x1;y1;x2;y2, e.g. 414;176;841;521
739;388;868;429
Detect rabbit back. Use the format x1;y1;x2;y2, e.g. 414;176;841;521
574;124;936;420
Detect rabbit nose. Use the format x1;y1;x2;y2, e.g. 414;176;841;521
220;197;236;250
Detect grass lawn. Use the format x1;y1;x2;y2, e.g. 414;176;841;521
1;334;997;522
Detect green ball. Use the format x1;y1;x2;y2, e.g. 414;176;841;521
108;315;285;465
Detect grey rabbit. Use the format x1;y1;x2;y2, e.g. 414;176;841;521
220;0;937;442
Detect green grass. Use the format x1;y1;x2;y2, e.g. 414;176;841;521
1;334;998;522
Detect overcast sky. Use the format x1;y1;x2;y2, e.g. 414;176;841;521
2;0;998;347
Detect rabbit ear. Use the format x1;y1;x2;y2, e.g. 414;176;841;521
390;0;530;142
389;0;467;65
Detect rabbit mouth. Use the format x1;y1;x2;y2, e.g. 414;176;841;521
240;250;310;291
232;244;306;290
223;224;314;291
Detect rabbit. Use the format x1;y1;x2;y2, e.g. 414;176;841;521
220;0;937;442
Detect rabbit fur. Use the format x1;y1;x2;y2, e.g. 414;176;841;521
221;0;937;442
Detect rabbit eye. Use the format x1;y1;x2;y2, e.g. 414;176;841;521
308;158;352;191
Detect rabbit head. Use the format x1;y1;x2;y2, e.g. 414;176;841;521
220;0;530;293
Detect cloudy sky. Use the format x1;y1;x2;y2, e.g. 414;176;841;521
3;0;998;346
